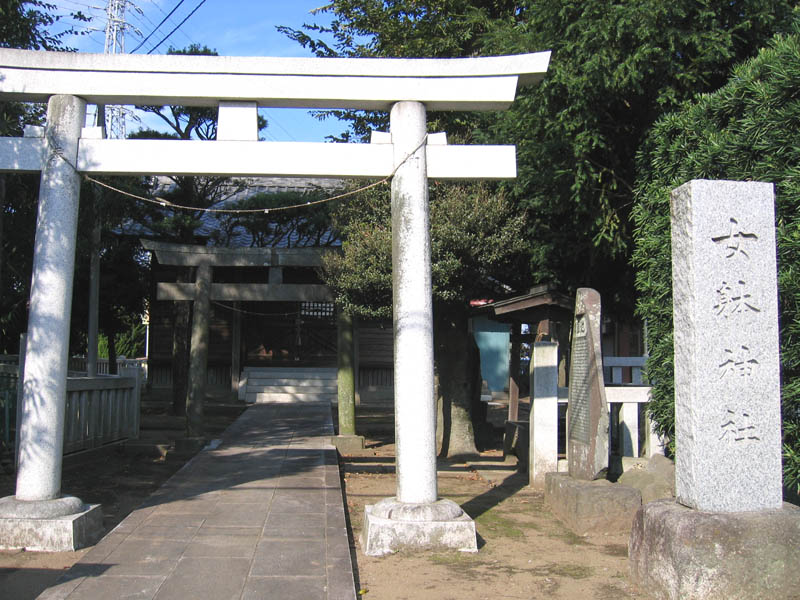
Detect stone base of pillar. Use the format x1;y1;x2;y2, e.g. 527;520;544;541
360;497;477;556
331;434;365;454
0;496;103;551
629;499;800;600
544;472;642;535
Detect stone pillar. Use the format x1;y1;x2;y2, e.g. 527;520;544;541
360;101;476;556
87;219;101;377
16;95;85;502
529;342;558;488
629;180;799;600
186;263;211;439
230;301;241;395
0;96;103;551
332;309;364;453
390;101;437;505
337;310;356;435
507;323;521;422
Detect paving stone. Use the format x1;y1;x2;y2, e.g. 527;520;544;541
142;513;206;528
182;531;259;557
215;488;275;504
125;525;200;542
36;402;356;600
251;539;326;577
263;512;325;538
203;503;269;528
271;489;326;513
67;575;166;600
241;576;326;600
153;557;250;600
104;538;189;563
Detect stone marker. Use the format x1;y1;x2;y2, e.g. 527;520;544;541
629;180;800;600
545;289;641;535
567;288;609;480
671;179;782;512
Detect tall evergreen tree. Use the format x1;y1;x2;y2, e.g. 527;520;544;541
632;19;800;493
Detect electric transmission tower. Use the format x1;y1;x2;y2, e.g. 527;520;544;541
103;0;130;138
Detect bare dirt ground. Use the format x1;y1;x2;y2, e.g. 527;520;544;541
342;437;643;600
0;401;645;600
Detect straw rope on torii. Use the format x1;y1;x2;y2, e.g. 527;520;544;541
0;47;550;554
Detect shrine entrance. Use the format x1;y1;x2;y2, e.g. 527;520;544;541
0;47;549;553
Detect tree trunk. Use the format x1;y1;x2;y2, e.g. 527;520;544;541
435;304;480;458
0;174;5;352
171;268;192;416
108;331;118;375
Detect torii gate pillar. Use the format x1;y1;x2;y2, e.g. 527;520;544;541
0;95;103;551
360;102;477;555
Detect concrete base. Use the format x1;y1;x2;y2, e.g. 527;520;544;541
360;497;477;556
331;434;365;454
629;499;800;600
503;420;528;468
0;496;103;551
545;472;642;535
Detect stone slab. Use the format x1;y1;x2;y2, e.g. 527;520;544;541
331;434;365;454
567;288;609;480
670;180;782;511
629;499;800;600
544;472;641;535
361;501;477;556
0;503;103;551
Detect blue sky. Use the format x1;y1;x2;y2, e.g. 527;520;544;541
50;0;352;141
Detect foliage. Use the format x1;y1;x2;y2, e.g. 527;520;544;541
324;181;526;317
97;320;146;359
0;0;89;51
478;0;795;314
216;189;341;248
290;0;793;314
631;23;800;491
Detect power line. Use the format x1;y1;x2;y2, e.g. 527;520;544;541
146;0;207;54
147;0;195;45
129;0;186;53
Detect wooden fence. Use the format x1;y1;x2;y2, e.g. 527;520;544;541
0;351;141;459
68;356;148;380
62;367;141;453
528;342;666;488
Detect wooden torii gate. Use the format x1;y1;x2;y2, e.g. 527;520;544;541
0;48;549;553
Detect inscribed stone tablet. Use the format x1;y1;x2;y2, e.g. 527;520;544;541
567;288;609;480
670;180;782;512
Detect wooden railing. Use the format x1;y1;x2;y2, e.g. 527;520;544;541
68;356;148;381
0;348;141;459
528;342;666;488
63;367;141;453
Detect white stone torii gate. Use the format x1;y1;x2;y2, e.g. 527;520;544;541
0;48;549;553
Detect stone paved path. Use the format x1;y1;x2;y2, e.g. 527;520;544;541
38;402;357;600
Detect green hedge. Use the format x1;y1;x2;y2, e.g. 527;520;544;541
632;24;800;492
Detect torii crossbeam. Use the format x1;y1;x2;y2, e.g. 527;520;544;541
0;48;550;554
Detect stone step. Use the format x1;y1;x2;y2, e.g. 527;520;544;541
247;372;336;382
247;379;338;393
246;391;337;404
243;367;337;374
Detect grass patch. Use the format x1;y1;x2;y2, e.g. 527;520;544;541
532;563;594;580
475;511;524;538
546;528;591;546
602;543;628;558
